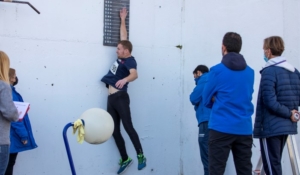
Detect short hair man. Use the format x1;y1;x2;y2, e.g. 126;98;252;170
254;36;300;175
101;8;146;175
190;65;211;175
202;32;254;175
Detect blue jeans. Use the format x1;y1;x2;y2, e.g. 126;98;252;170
198;122;209;175
0;145;9;175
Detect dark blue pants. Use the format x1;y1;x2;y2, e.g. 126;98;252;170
259;135;288;175
0;145;9;175
107;91;143;161
198;122;209;175
209;130;253;175
4;153;18;175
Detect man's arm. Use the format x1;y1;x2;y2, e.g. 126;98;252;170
126;69;138;82
120;7;128;40
11;121;29;144
190;81;205;106
0;86;19;122
115;68;138;89
202;70;217;108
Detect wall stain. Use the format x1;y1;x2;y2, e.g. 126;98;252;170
176;45;183;49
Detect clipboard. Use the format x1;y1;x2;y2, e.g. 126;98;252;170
13;101;30;120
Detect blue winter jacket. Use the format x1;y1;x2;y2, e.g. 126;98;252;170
10;86;37;153
202;52;254;135
190;73;211;125
253;58;300;138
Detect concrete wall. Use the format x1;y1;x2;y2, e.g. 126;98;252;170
0;0;300;174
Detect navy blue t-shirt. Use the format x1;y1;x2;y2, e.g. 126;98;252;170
101;56;137;91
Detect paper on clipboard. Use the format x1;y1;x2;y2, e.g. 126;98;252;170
13;101;30;120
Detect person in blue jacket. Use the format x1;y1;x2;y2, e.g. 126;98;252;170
190;65;211;175
5;68;37;175
253;36;300;175
202;32;254;175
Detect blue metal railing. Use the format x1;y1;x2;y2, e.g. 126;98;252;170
62;120;84;175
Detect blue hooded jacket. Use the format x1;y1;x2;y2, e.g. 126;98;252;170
202;52;254;135
190;73;211;125
10;86;37;153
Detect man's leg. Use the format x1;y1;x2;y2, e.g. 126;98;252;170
198;122;209;175
231;135;253;175
259;135;288;175
278;135;288;159
209;130;233;175
116;92;143;154
107;95;128;161
115;91;146;170
4;153;18;175
0;145;10;175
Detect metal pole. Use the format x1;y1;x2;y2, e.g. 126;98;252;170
0;0;40;14
63;122;77;175
287;135;300;175
253;156;265;175
254;135;300;175
291;135;300;173
62;120;85;175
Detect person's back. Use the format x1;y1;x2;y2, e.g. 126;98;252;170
0;80;19;145
254;65;300;138
253;36;300;175
207;57;254;135
202;32;254;175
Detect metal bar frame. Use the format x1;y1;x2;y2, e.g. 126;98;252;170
63;122;77;175
254;135;300;175
0;0;40;14
287;135;300;175
62;120;84;175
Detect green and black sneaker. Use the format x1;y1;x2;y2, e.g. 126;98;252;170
137;154;146;170
117;157;133;174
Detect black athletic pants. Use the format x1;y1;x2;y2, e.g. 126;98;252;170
107;91;143;161
259;135;288;175
209;129;253;175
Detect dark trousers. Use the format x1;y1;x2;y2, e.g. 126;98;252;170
259;135;288;175
209;130;253;175
5;153;18;175
199;122;209;175
107;91;143;161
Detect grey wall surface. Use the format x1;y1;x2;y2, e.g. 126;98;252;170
0;0;300;174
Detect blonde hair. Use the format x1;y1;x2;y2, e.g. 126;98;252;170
263;36;285;56
0;51;11;84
